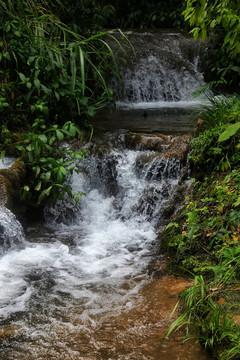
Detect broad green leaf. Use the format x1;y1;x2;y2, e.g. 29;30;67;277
45;186;52;196
3;52;10;60
27;56;35;65
218;122;240;142
49;135;56;145
34;166;41;178
41;84;51;94
14;31;21;37
57;169;63;183
26;144;33;151
19;72;26;82
35;181;42;191
56;130;64;140
38;134;48;143
60;166;67;176
34;78;41;89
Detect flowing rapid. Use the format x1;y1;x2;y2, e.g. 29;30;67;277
0;31;211;359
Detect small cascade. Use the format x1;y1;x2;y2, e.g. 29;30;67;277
113;31;205;106
0;132;208;360
46;131;190;228
0;206;25;254
93;31;206;134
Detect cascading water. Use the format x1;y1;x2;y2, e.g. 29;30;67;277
93;30;207;133
0;206;25;254
114;31;204;105
0;133;210;359
0;32;212;360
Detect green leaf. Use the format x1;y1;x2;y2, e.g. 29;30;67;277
165;222;179;230
1;150;5;163
27;56;35;65
34;141;40;157
3;52;10;60
41;84;51;95
55;91;60;101
56;130;64;140
19;72;26;83
34;166;41;178
35;181;42;191
60;166;66;176
57;169;63;183
26;144;33;151
38;134;48;143
49;135;56;145
34;78;41;89
233;197;240;207
38;186;53;204
44;171;51;182
14;31;21;37
218;122;240;142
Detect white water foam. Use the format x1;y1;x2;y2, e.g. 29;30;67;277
116;98;209;110
0;157;16;169
0;149;165;323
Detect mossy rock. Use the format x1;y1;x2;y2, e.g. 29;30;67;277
0;159;25;208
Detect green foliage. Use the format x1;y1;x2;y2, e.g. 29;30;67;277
183;0;240;90
218;122;240;142
0;0;124;206
166;275;240;359
0;0;121;129
189;95;240;172
59;0;186;30
198;94;240;128
164;166;240;358
62;0;116;32
164;170;240;275
13;119;87;205
183;0;240;52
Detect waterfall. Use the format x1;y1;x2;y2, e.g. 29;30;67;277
92;31;206;134
113;31;205;107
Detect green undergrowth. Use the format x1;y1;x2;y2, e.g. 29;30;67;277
0;0;124;208
163;94;240;359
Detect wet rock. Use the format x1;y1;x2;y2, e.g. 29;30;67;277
123;132;191;161
0;159;25;209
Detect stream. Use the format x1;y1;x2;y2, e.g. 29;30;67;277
0;31;212;359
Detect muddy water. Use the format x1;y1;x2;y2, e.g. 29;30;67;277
0;274;211;360
85;275;211;360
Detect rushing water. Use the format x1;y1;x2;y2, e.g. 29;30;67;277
0;31;212;359
0;157;16;169
113;31;204;104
